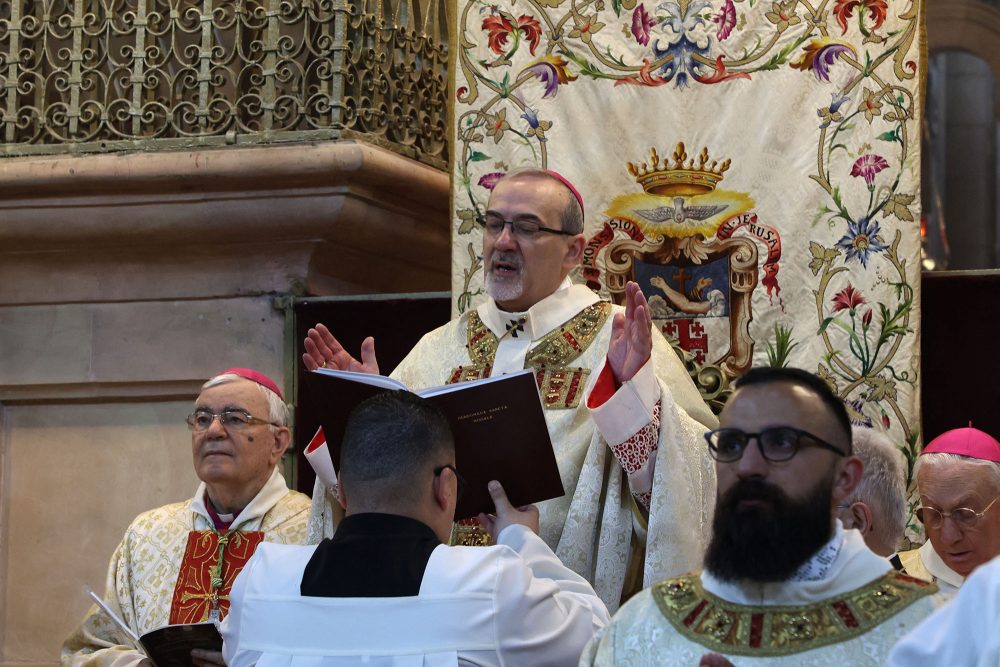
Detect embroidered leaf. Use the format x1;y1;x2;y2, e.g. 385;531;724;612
468;151;491;162
817;316;836;335
877;129;898;142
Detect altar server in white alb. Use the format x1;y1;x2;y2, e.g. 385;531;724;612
222;390;610;666
62;369;310;667
302;168;718;609
581;367;940;666
897;423;1000;595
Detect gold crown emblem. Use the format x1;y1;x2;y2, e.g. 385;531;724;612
626;143;731;197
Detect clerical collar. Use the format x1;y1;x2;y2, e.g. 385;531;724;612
477;276;600;343
204;493;242;531
789;520;845;582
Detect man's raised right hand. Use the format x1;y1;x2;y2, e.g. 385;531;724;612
302;323;380;374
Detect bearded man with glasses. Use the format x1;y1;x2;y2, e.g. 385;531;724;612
897;425;1000;596
302;168;717;611
62;369;310;667
582;366;941;666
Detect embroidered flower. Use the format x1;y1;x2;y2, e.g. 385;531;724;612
631;4;657;45
765;0;801;32
482;14;516;53
851;153;889;187
832;0;887;35
831;283;866;312
712;0;737;41
477;172;505;190
846;398;874;428
484;108;510;143
521;107;552;140
836;217;889;267
791;39;855;82
482;12;542;56
522;56;577;98
569;13;606;43
818;92;850;128
858;87;885;123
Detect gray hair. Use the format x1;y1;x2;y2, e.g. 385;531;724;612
201;373;289;427
497;167;585;234
847;428;907;551
914;452;1000;493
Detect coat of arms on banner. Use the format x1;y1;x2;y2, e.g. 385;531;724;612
581;142;782;409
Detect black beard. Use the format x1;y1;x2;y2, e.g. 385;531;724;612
704;475;835;583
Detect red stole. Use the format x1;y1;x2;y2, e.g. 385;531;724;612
169;530;264;623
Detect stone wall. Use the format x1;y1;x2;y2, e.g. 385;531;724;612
0;141;449;665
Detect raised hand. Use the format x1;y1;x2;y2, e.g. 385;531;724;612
477;480;540;542
302;323;380;375
607;281;653;385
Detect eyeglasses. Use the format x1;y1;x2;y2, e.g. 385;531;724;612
186;409;278;432
916;497;1000;531
434;464;467;501
704;427;848;463
480;213;576;239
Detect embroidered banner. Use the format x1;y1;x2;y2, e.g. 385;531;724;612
449;0;925;460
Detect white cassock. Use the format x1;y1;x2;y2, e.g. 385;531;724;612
897;540;963;596
308;278;718;610
889;553;1000;667
580;524;944;666
221;523;610;666
62;469;310;667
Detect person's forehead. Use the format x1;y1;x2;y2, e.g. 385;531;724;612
919;461;998;506
195;380;266;412
487;176;569;217
720;382;826;430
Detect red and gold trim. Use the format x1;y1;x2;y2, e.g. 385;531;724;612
652;571;936;656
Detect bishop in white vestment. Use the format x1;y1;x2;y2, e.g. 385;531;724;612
62;369;310;667
303;170;718;610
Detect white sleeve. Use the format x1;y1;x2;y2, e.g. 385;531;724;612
889;562;1000;667
220;550;262;667
493;525;611;665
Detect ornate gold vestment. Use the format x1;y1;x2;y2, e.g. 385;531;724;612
652;571;937;656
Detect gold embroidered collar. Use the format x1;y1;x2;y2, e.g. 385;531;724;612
652;571;937;656
465;301;612;369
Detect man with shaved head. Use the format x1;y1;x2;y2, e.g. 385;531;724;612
303;168;717;610
222;391;609;665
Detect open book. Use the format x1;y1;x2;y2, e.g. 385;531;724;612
87;590;222;667
300;368;565;519
138;623;222;667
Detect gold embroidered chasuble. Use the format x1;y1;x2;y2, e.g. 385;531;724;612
581;531;943;665
307;281;718;611
62;471;309;667
897;540;963;597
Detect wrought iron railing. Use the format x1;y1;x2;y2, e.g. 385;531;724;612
0;0;449;166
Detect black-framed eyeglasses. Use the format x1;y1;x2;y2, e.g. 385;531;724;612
704;427;848;463
186;408;278;432
434;464;467;501
916;497;1000;531
479;213;576;239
